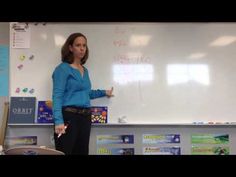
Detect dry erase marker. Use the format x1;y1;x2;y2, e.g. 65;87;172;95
57;124;68;138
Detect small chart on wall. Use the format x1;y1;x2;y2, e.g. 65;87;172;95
9;22;236;124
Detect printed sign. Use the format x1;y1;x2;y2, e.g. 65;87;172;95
143;146;181;155
191;146;229;155
143;134;180;144
191;134;229;144
97;134;134;144
97;147;134;155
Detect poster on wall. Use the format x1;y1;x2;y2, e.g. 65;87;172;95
97;147;134;155
143;146;181;155
142;134;180;144
97;134;134;144
0;45;9;96
191;134;229;144
11;23;30;48
191;146;229;155
4;136;37;149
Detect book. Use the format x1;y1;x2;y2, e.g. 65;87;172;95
37;101;53;123
91;106;107;123
8;97;36;124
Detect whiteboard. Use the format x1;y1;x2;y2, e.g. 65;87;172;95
9;22;236;124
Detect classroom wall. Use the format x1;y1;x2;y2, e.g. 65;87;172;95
0;22;9;45
5;22;236;155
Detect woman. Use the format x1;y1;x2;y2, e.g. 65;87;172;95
52;33;113;155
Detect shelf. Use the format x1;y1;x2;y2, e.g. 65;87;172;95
91;123;236;127
8;123;236;127
8;123;54;126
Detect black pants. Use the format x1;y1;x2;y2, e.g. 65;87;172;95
54;109;91;155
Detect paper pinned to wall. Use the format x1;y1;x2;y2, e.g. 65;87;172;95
10;23;30;49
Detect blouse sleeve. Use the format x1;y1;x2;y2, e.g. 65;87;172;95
52;65;69;125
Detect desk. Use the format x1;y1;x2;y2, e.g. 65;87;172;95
4;146;64;155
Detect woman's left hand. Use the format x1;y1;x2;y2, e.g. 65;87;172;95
106;87;114;98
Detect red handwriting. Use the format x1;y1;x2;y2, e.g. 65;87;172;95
113;40;127;47
114;26;136;34
114;54;151;64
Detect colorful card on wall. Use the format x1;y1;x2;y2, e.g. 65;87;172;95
142;134;180;144
91;106;107;123
191;134;229;144
97;147;135;155
191;146;229;155
4;136;37;148
143;146;181;155
97;134;134;144
37;101;53;123
8;97;36;123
